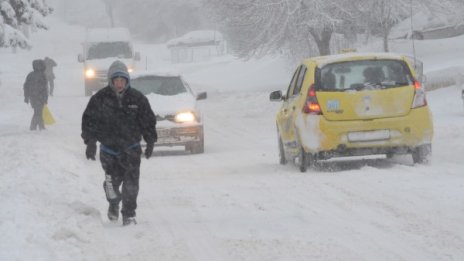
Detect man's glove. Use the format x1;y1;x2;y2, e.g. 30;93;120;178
24;98;29;104
86;143;97;160
145;143;154;159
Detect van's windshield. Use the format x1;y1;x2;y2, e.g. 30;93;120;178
87;42;132;59
317;59;414;91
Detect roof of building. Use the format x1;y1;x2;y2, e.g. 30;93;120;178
167;30;223;48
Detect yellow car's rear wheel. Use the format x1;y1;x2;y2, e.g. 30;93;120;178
412;144;431;164
298;147;308;173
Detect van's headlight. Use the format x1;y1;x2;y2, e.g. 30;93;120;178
85;68;96;78
128;67;134;73
175;112;195;123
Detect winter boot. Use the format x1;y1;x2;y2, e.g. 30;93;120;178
122;216;137;226
107;203;119;222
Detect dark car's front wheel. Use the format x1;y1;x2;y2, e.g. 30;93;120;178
187;136;204;154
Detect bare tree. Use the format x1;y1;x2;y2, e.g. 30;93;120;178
355;0;410;52
358;0;463;52
205;0;357;58
205;0;464;59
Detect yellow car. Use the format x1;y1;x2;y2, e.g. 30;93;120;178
270;52;433;172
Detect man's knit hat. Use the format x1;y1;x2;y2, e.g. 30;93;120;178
107;60;130;92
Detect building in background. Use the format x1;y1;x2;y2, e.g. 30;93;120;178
167;30;227;63
390;11;464;40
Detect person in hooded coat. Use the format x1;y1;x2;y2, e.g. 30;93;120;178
81;60;157;226
24;59;48;131
44;56;57;96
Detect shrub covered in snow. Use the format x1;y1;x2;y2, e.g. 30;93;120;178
0;0;52;49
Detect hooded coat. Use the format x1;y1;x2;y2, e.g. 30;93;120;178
44;57;57;80
81;61;157;150
24;60;48;108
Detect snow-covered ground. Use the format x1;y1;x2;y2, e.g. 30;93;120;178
1;18;464;261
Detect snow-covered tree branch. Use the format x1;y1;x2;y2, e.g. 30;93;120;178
205;0;356;59
0;0;53;49
205;0;464;59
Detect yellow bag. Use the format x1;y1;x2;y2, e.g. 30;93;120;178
43;105;55;125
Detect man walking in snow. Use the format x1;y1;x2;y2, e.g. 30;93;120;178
43;56;57;96
81;60;157;226
24;59;48;131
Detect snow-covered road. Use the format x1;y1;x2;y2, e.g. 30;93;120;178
1;20;464;261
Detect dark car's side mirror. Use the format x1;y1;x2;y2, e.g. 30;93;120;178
196;92;207;100
269;90;283;101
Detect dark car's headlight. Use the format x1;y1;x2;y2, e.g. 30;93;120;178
175;112;196;123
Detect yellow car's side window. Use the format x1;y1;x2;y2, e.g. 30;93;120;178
286;66;301;98
293;66;307;96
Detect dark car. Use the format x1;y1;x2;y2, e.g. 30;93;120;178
130;72;207;153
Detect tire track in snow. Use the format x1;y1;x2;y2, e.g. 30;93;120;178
144;192;229;260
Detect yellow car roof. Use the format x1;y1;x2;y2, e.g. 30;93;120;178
303;52;408;68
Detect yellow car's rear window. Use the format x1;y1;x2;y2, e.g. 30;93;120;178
316;59;413;91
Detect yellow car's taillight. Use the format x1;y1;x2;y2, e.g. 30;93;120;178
303;84;322;115
412;80;427;108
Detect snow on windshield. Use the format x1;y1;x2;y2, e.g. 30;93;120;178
131;76;188;96
87;42;132;59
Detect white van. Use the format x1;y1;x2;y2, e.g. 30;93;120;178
78;27;140;96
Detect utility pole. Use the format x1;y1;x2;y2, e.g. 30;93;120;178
410;0;417;70
103;0;115;27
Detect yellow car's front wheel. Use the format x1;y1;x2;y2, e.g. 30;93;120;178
278;137;287;165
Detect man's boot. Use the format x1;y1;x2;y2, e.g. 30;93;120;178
107;203;119;222
122;216;137;226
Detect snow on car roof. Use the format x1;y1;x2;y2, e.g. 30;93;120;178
85;27;131;42
310;52;406;67
130;69;182;79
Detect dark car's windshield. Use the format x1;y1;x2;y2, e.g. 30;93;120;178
131;76;188;96
317;59;414;91
87;42;133;59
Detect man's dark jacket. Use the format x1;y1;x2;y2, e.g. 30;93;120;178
81;86;157;150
